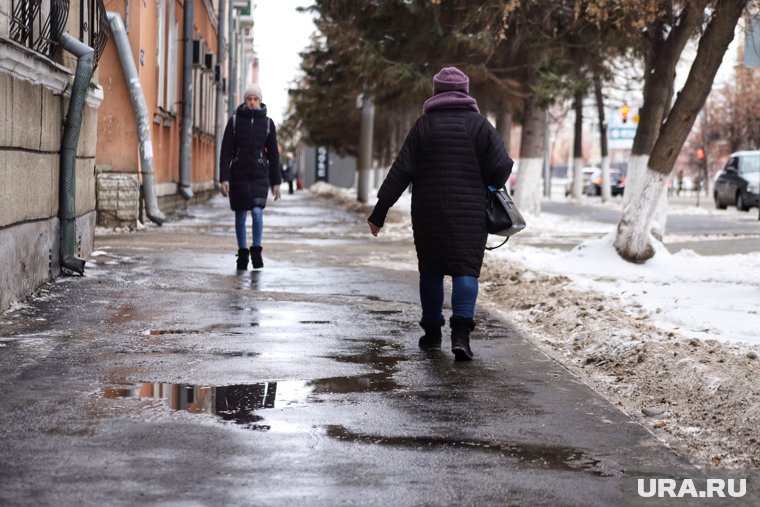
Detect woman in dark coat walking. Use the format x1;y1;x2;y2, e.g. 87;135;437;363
220;84;281;270
368;67;513;361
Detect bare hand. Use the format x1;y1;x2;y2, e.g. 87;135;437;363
220;181;229;197
272;185;282;201
368;220;381;237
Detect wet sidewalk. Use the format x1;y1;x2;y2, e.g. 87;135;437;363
0;192;693;506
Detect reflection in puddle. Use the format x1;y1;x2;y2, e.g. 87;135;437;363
102;368;399;429
103;381;312;431
311;372;398;393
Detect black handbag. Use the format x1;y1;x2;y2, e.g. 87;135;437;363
485;186;526;250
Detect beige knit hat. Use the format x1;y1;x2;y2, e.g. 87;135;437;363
244;83;262;101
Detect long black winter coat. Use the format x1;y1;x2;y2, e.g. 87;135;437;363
368;108;513;277
220;104;281;211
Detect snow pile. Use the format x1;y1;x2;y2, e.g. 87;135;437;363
496;232;760;345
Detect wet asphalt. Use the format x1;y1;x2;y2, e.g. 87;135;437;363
0;192;693;506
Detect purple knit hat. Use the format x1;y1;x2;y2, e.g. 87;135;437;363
433;67;470;94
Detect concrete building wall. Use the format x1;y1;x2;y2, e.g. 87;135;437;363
0;2;102;312
96;7;140;173
96;0;219;227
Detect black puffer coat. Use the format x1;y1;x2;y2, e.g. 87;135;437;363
368;108;512;277
220;104;281;211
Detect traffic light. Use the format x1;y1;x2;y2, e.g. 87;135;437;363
621;104;630;123
697;148;705;159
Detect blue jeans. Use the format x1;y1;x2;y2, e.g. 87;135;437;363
235;207;263;249
419;271;478;324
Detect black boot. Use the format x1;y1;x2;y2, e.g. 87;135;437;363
250;246;263;269
450;316;475;361
236;248;249;270
418;319;445;350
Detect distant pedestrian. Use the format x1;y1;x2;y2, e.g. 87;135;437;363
367;67;513;361
220;83;281;270
281;151;296;195
677;169;684;196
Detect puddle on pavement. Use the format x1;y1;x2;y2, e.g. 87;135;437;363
103;381;310;431
311;372;398;393
324;425;612;476
143;329;203;336
102;369;399;429
234;306;334;328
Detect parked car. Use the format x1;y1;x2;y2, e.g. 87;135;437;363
564;166;596;197
713;151;760;211
585;167;625;196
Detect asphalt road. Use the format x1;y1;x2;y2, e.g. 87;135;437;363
0;193;701;506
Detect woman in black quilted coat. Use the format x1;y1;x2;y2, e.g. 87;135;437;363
368;67;513;361
220;84;281;270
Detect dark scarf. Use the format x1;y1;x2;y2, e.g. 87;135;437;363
422;91;480;114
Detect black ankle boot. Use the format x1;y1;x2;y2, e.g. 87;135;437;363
418;319;445;350
236;248;249;270
250;246;263;269
450;316;475;361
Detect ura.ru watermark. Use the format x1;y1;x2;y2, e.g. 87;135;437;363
637;478;746;499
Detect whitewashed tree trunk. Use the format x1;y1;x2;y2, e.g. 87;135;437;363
600;156;611;202
614;2;705;263
515;157;544;214
614;169;668;262
651;180;669;241
514;91;546;216
572;157;584;199
594;73;611;203
621;154;649;213
615;0;745;263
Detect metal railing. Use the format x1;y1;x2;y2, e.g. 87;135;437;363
80;0;109;68
10;0;68;57
10;0;108;68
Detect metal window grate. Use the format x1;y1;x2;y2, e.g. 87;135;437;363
10;0;69;58
10;0;108;69
80;0;110;69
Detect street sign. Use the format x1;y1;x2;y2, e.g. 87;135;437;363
315;146;329;181
608;126;637;149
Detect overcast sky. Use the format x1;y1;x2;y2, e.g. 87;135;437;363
252;1;316;125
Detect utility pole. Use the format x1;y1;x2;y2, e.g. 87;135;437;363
543;109;551;198
357;94;375;203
